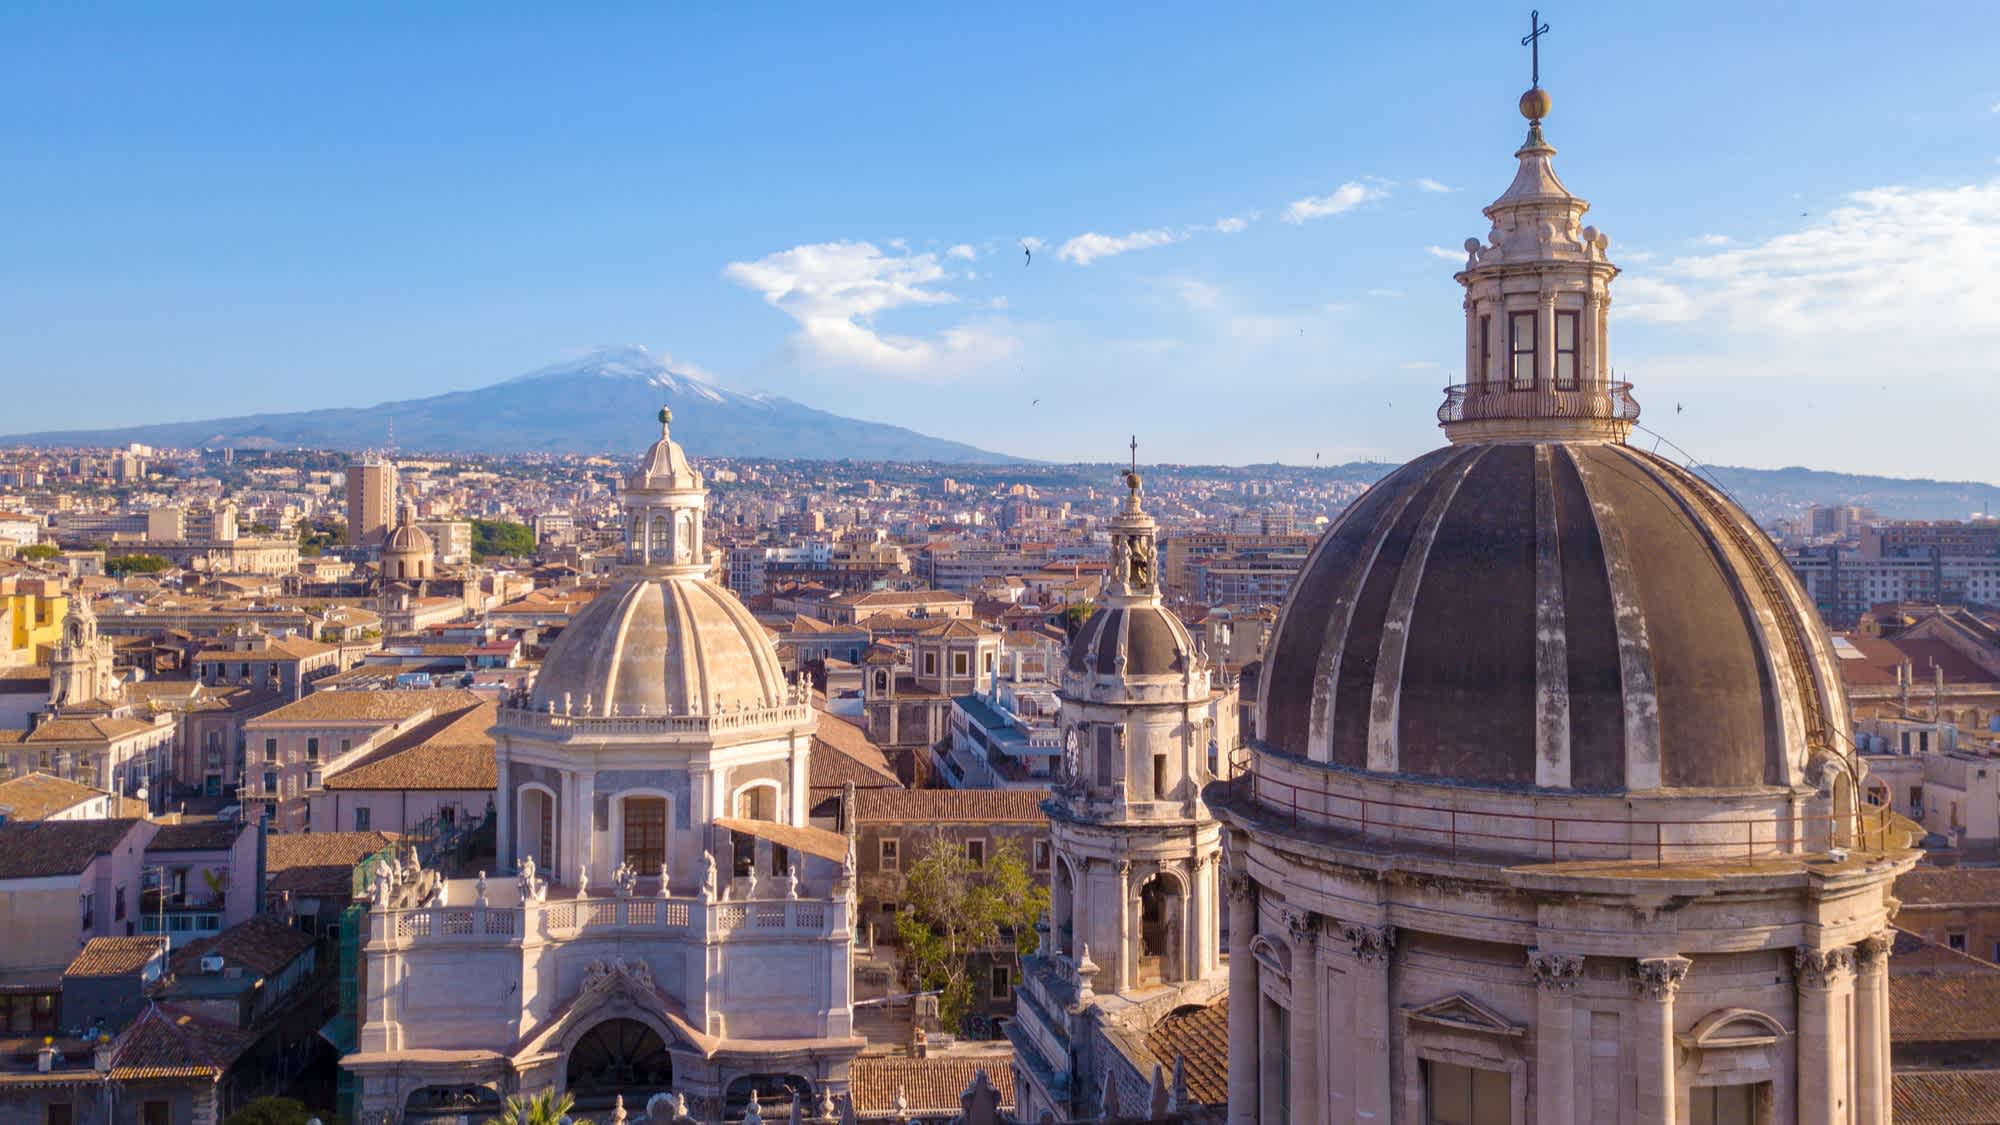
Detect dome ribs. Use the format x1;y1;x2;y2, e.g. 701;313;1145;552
1395;444;1537;785
1549;446;1626;791
1530;444;1574;788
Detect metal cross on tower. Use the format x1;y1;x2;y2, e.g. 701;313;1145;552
1129;435;1138;474
1522;10;1551;87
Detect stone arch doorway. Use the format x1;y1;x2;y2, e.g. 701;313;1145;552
565;1018;674;1110
1137;870;1186;985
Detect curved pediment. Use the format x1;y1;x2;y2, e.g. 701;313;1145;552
512;957;712;1066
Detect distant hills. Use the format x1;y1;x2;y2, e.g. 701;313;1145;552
0;347;1020;463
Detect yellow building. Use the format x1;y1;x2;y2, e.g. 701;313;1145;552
0;575;66;668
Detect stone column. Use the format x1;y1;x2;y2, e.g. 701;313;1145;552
1341;920;1397;1122
1632;956;1690;1125
1797;945;1858;1125
1854;933;1892;1125
1286;911;1322;1125
1581;292;1602;389
1226;869;1259;1125
1537;291;1557;391
1115;859;1133;992
1528;949;1584;1125
494;754;513;872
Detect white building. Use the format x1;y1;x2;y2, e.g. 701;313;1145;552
345;407;860;1123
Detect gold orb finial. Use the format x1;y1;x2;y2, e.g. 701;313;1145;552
1519;86;1552;123
1123;470;1142;492
657;405;673;429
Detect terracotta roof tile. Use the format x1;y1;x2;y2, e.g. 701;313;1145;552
265;830;400;897
853;788;1045;824
1142;998;1229;1107
810;712;900;791
0;773;112;820
323;701;496;791
849;1056;1014;1115
1898;867;2000;907
147;820;247;852
1894;1070;2000;1124
249;687;484;726
1892;969;2000;1042
108;1002;257;1080
65;937;166;978
0;819;144;878
170;914;313;978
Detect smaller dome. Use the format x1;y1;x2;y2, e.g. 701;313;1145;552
629;408;702;493
384;522;433;555
1067;604;1197;679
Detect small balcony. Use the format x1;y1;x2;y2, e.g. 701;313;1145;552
1437;380;1640;436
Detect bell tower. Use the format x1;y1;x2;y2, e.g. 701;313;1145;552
48;594;115;709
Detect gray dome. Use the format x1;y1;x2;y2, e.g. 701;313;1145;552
1067;603;1197;678
384;522;433;556
531;575;787;715
1258;441;1848;792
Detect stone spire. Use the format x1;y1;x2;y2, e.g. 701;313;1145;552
622;406;708;576
1440;78;1635;444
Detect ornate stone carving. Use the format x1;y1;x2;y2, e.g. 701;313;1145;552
1526;949;1584;992
1855;931;1894;967
1338;921;1396;964
1794;946;1856;989
582;956;654;992
1283;909;1319;950
1225;871;1254;904
1632;956;1692;1000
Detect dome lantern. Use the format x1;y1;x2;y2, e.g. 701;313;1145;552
622;404;708;575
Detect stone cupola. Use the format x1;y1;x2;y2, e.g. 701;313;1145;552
1443;83;1634;443
623;406;708;576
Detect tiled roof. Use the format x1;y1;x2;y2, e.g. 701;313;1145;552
849;1056;1014;1115
1836;634;1995;687
323;701;496;791
1143;998;1229;1107
147;820;247;852
853;788;1045;824
0;773;109;820
249;687;484;725
1892;970;2000;1042
810;711;900;791
265;830;400;897
192;634;334;662
108;1002;257;1080
16;715;161;744
1894;1070;2000;1124
1898;867;2000;907
0;819;143;878
65;937;166;978
170;914;313;977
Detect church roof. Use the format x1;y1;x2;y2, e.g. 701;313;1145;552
849;1057;1014;1116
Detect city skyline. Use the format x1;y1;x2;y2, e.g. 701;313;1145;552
4;3;1998;481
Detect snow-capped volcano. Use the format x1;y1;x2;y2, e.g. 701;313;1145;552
4;349;1017;462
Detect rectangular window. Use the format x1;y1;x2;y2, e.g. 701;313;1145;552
47;1105;75;1125
1509;310;1537;389
923;652;937;676
622;797;667;870
115;885;126;922
953;652;969;677
879;838;899;872
263;738;277;762
262;771;277;795
305;737;319;762
965;839;986;867
990;964;1012;1000
354;807;371;831
80;893;94;931
1949;931;1968;952
340;739;351;753
1094;725;1116;787
1423;1059;1509;1125
1033;839;1052;872
142;1100;171;1125
1478;314;1493;387
1689;1083;1764;1125
1555;310;1580;390
1153;753;1169;800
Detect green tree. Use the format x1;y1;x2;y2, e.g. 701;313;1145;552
105;553;170;576
500;1089;588;1125
20;543;59;561
471;518;536;561
894;835;1049;1028
222;1096;343;1125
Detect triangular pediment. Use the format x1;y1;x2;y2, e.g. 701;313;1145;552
1405;993;1525;1038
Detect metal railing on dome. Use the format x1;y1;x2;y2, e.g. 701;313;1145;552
1226;746;1898;866
1436;380;1641;425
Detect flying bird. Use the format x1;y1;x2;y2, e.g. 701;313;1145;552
1024;244;1032;266
1031;398;1040;406
1676;403;1683;414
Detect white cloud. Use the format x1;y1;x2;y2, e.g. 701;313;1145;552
989;296;1010;310
1425;245;1465;261
1694;233;1734;247
1365;288;1404;298
1214;215;1251;234
946;243;977;261
1618;179;2000;335
1414;178;1459;193
723;240;1012;374
1619;249;1657;264
1282;181;1390;223
1021;236;1047;253
1058;227;1188;266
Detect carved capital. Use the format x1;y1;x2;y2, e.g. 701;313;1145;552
1115;859;1131;878
1526;949;1585;993
1283;909;1319;950
1794;946;1856;989
1338;921;1396;965
1632;956;1692;1001
1225;871;1255;904
1855;931;1895;967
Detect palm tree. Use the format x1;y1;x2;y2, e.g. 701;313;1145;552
499;1089;590;1125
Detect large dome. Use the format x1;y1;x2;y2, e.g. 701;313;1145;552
530;575;789;716
1257;441;1848;792
1067;603;1197;679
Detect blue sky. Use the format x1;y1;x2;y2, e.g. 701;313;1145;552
4;3;1999;480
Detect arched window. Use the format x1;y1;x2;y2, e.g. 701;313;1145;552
734;783;778;822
